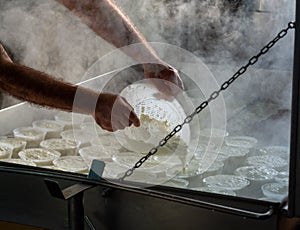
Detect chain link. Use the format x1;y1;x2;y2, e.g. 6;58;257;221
119;21;295;181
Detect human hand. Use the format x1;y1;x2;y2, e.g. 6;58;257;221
94;93;140;132
143;63;184;100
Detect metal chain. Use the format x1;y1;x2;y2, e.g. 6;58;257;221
119;21;296;181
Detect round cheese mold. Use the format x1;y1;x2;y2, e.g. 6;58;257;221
53;156;88;173
216;146;249;158
112;154;149;167
79;145;117;167
258;145;289;160
13;127;46;148
174;159;201;179
91;135;123;150
104;162;164;184
112;153;167;176
40;138;78;156
215;146;250;173
54;112;85;130
80;122;111;136
0;137;26;158
234;166;278;181
60;129;94;148
32;120;64;138
245;155;288;169
102;162;129;179
275;171;289;184
198;160;224;175
224;136;258;149
261;182;288;201
18;148;61;166
203;174;250;191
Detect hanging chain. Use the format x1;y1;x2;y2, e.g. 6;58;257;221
119;21;296;181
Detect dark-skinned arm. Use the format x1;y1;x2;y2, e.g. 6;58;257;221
0;44;140;131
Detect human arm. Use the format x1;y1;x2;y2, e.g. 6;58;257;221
56;0;184;97
0;44;140;131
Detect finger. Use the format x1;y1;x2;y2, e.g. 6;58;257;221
129;110;140;127
112;110;139;129
116;96;140;127
101;125;113;132
98;119;113;132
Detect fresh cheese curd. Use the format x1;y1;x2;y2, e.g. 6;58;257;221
125;114;170;143
53;156;88;173
18;148;61;166
116;114;173;153
0;137;26;158
32;120;64;138
40;138;78;156
13;127;46;148
116;114;189;162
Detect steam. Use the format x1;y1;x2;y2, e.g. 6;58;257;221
0;0;115;106
116;0;295;147
0;0;296;147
